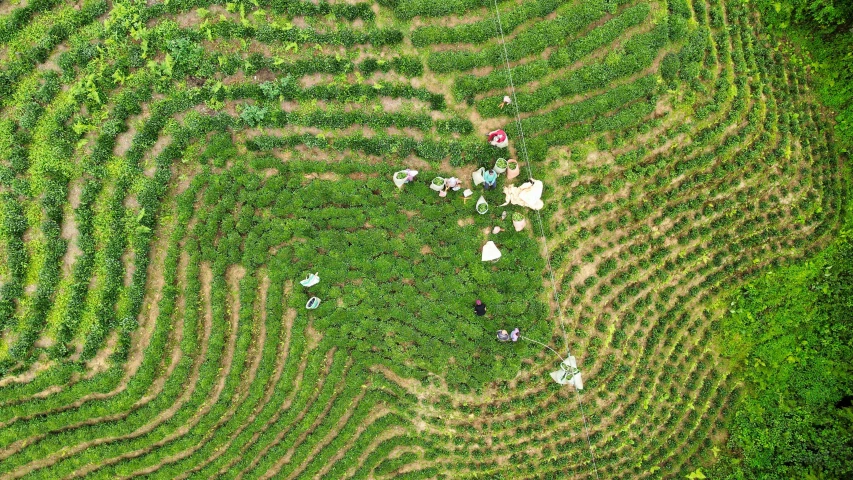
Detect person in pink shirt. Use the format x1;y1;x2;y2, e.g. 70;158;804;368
487;129;509;148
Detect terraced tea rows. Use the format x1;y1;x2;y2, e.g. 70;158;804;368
0;0;845;478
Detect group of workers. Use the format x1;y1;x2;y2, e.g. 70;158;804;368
474;299;521;342
388;118;525;345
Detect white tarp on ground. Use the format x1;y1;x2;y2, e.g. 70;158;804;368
482;241;501;261
550;356;583;390
500;179;544;210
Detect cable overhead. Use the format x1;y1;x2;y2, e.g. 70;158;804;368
491;2;601;478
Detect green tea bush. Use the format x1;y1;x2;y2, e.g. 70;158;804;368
476;25;668;116
0;0;845;477
411;0;565;47
428;0;608;73
509;74;657;136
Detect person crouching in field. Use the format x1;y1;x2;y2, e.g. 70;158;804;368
474;299;486;316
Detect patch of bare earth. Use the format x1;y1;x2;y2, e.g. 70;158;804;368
60;180;83;277
304;321;323;351
0;1;28;16
37;42;66;73
84;330;118;379
0;353;51;388
142;135;173;177
303;172;341;181
115;103;151;157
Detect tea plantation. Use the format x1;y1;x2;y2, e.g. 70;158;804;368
0;0;849;478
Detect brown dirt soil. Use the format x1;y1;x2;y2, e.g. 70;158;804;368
37;43;66;73
300;73;333;88
303;172;341;181
60;184;83;277
121;249;136;288
0;353;51;388
0;1;28;16
379;97;403;111
304;322;323;351
347;172;378;181
84;330;118;379
467;109;506;136
122;193;140;210
142;135;173;178
115;103;150;157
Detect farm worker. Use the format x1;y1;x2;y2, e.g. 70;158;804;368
483;169;498;190
497;330;510;342
499;95;512;109
510;328;520;342
488;129;509;148
474;299;486;316
404;168;418;183
444;177;462;191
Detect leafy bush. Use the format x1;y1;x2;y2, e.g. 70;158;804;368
240;104;268;127
719;233;853;478
508;74;657;136
475;25;668;116
660;52;681;83
428;0;608;73
411;0;565;47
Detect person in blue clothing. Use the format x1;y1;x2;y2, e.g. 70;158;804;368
483;169;498;190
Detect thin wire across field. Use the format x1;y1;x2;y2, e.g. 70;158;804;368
492;2;601;478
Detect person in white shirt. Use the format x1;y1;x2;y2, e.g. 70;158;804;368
444;177;461;192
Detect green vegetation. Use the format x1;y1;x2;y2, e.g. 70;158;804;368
714;220;853;478
753;0;853;152
0;0;848;477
